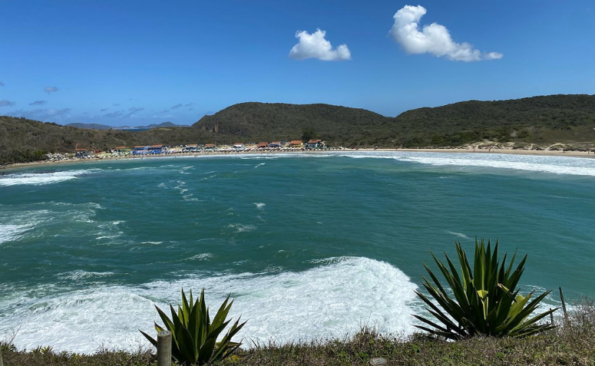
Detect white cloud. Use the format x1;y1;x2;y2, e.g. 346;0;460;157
389;5;503;62
44;86;59;93
289;29;351;61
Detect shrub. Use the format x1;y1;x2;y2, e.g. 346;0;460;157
414;239;556;340
141;289;245;366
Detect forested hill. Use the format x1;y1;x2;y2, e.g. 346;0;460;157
2;94;595;165
193;102;393;144
193;95;595;147
0;116;212;164
398;94;595;128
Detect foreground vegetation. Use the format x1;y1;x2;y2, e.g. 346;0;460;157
416;240;555;339
2;242;593;365
2;94;595;165
2;304;594;366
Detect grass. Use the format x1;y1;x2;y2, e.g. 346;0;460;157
2;300;594;366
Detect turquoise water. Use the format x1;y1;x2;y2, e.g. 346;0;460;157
1;152;594;352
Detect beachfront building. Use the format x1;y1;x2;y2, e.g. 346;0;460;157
183;144;198;152
75;148;90;157
257;142;268;149
204;144;216;150
133;146;149;155
268;141;282;149
149;145;164;154
306;139;324;149
289;140;303;148
233;143;245;150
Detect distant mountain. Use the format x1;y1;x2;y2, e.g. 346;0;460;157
64;122;189;130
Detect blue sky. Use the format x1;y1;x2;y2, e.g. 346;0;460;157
0;0;594;126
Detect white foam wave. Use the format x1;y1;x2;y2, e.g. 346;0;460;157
186;253;213;261
57;270;115;281
446;231;471;240
0;257;418;353
141;241;163;245
254;203;266;210
0;169;100;187
332;151;595;177
0;224;32;244
398;155;595;177
228;224;256;233
254;163;265;169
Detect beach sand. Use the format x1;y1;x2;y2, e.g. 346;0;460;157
2;147;595;171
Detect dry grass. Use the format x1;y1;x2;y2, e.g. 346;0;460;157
2;300;594;366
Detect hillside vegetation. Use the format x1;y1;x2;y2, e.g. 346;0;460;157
194;94;595;147
2;94;595;165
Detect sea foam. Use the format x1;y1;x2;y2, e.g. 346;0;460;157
0;169;99;187
0;224;31;244
0;257;419;353
336;151;595;177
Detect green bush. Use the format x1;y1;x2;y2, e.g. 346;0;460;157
141;289;246;366
414;239;556;340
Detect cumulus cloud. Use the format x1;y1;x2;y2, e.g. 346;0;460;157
0;100;15;107
389;5;503;62
170;103;184;110
44;86;58;93
289;29;351;61
29;100;47;106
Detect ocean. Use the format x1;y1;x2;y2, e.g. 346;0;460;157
1;151;594;353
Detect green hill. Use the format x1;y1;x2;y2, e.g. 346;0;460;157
0;116;212;165
393;94;595;147
2;94;595;165
193;95;595;147
193;102;392;145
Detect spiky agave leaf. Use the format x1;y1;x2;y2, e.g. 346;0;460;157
415;239;557;339
139;288;247;365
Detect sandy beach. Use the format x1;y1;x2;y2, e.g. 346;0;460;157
2;147;595;171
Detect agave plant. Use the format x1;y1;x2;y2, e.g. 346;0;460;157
141;289;246;366
415;239;556;340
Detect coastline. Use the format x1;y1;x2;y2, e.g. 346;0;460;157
2;147;595;172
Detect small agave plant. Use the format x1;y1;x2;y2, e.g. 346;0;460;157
415;239;557;340
141;289;246;366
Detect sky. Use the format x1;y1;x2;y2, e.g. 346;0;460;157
0;0;594;126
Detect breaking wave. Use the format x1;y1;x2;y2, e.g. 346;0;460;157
335;151;595;177
0;257;419;353
0;169;100;187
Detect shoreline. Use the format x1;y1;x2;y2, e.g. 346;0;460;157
2;147;595;172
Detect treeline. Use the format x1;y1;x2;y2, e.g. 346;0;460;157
194;94;595;148
0;150;49;166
